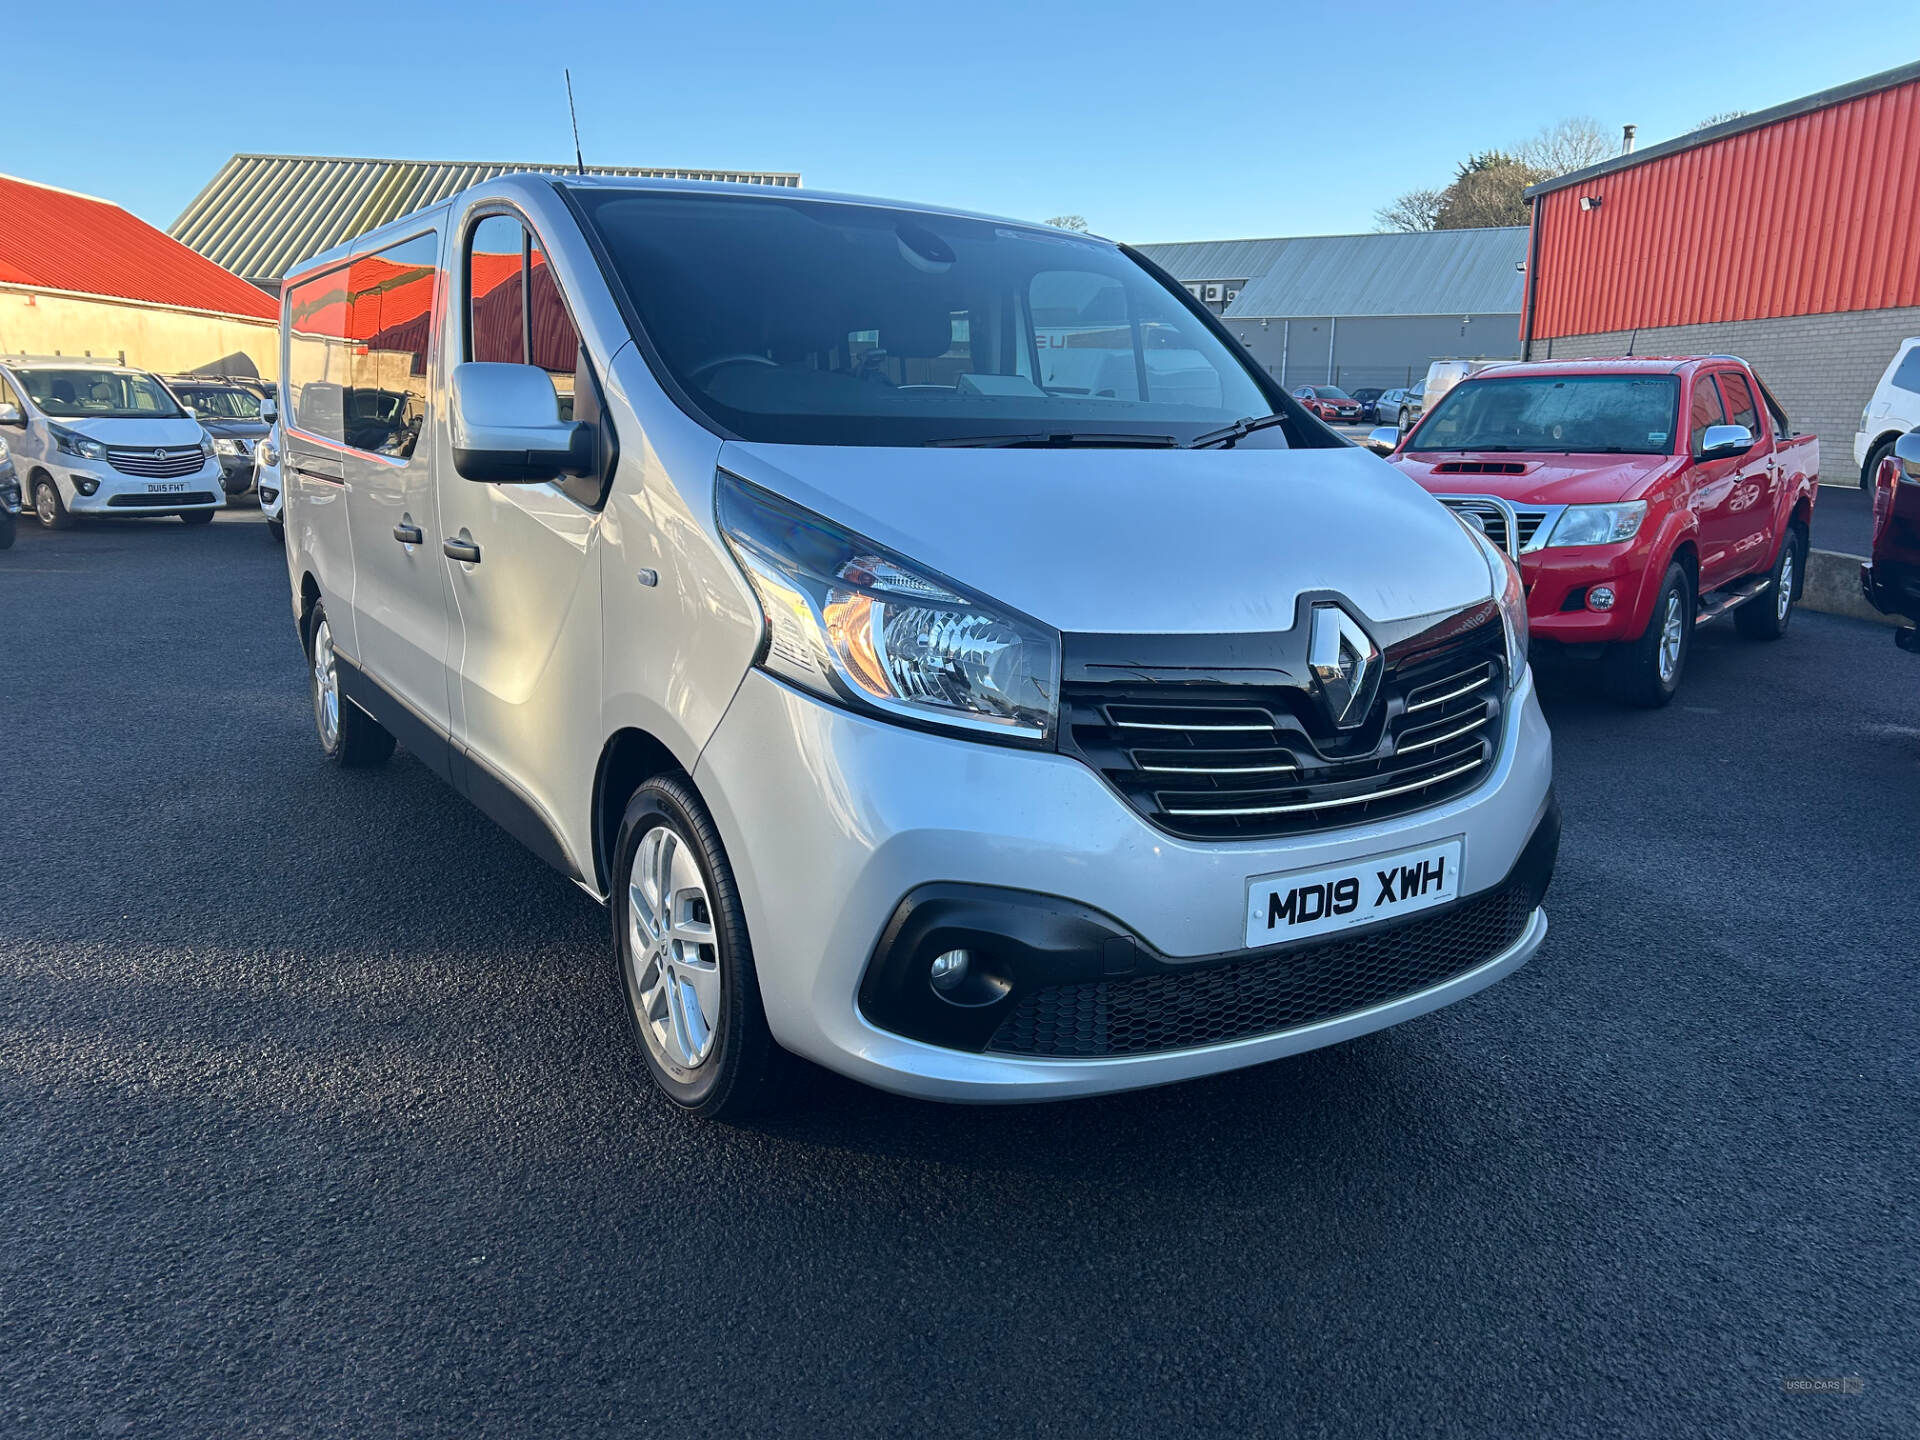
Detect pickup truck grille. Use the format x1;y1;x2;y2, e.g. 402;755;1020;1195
106;447;205;478
1438;496;1555;557
1060;624;1506;841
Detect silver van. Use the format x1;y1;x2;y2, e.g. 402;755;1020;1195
279;177;1556;1116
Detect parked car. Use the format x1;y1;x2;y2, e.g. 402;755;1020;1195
1862;430;1920;651
164;375;272;502
279;175;1557;1118
1349;386;1385;422
255;421;283;542
0;434;17;550
1377;356;1817;706
1291;385;1363;423
1855;338;1920;491
0;358;224;527
1378;385;1424;431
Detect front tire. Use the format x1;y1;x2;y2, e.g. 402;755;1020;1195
1398;407;1412;429
266;517;284;544
180;509;215;526
32;476;71;530
306;605;394;768
1737;527;1802;640
1609;562;1692;708
612;774;795;1119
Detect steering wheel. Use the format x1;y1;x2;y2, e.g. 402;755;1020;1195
689;353;780;382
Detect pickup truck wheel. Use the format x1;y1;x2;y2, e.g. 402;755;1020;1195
1736;529;1802;641
1608;562;1692;708
266;517;284;544
306;606;395;768
612;775;799;1120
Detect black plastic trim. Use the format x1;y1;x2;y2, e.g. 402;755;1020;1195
859;792;1559;1053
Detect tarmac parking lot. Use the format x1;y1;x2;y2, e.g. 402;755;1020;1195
3;512;1917;1436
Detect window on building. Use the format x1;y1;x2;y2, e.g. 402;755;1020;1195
1688;375;1726;456
1715;371;1760;438
344;230;439;460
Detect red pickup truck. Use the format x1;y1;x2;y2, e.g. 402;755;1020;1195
1378;357;1818;705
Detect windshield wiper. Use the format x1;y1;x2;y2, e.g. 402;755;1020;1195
927;431;1180;449
1186;413;1291;449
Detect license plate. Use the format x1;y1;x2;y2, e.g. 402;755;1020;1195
1245;838;1463;947
146;482;188;494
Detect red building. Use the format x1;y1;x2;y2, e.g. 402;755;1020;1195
1522;60;1920;485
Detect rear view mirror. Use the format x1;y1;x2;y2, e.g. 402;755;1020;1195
1698;423;1753;460
450;362;591;483
1366;425;1401;454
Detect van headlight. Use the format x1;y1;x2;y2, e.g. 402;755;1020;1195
1459;522;1528;692
213;437;245;457
1544;501;1646;548
718;472;1060;744
50;424;108;461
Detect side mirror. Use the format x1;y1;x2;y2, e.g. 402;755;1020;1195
1894;430;1920;481
1698;423;1753;460
449;362;591;483
1366;425;1402;455
261;398;277;423
0;402;21;426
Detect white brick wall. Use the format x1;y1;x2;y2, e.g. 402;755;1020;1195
1529;306;1920;486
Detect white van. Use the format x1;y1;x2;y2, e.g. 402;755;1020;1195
1855;338;1920;489
279;177;1557;1116
0;358;225;527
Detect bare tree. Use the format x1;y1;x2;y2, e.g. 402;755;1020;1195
1694;109;1750;130
1518;117;1614;177
1375;187;1445;233
1045;214;1089;232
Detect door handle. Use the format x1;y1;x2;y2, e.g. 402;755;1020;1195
393;522;423;545
443;536;482;564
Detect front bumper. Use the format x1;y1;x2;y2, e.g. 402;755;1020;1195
695;665;1556;1102
58;459;225;515
1861;558;1920;625
1521;539;1656;645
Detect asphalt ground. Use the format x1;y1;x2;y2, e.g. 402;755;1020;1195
3;510;1916;1438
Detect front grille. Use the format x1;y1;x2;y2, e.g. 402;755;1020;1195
1061;626;1505;841
1437;496;1553;556
987;873;1536;1057
107;446;205;478
106;490;216;507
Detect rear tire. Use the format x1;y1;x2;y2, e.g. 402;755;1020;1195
1863;436;1894;492
1398;407;1413;429
32;476;71;530
1608;562;1692;708
1736;528;1802;641
306;604;395;768
612;774;798;1120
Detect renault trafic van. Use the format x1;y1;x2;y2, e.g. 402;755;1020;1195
278;177;1557;1116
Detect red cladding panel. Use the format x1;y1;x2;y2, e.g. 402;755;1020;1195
1532;78;1920;338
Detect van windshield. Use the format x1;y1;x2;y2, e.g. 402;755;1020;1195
1410;374;1680;455
570;188;1278;447
16;368;187;421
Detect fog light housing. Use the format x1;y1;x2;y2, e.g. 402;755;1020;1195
1587;586;1616;611
72;475;100;497
929;949;970;994
259;487;279;505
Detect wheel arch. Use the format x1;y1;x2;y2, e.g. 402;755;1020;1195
297;572;322;647
1864;428;1905;486
592;727;689;894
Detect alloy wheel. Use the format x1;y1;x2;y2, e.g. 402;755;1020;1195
311;618;340;750
34;482;56;527
627;824;722;1077
1777;547;1795;622
1657;592;1685;684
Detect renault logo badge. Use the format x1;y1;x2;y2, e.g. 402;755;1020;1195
1308;602;1381;729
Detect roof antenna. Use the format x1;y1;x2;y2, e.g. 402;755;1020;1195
565;69;585;175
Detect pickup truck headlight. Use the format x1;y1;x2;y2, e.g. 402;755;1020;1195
718;472;1060;744
1544;501;1647;548
1459;522;1528;692
50;424;108;461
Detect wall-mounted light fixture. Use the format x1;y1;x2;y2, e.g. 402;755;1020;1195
1579;195;1603;212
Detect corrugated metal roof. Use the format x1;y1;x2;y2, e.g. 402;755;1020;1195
1527;57;1920;198
170;154;803;286
0;172;277;319
1139;228;1527;319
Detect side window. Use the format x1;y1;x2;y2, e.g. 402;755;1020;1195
1687;375;1725;456
1890;344;1920;396
1757;379;1791;437
528;238;581;422
0;372;24;419
469;215;527;365
344;230;438;460
1716;371;1760;437
285;267;353;443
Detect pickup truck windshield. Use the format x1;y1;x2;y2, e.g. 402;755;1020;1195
570;188;1278;447
1411;374;1679;455
17;368;187;421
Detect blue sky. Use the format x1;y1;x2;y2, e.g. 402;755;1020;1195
14;1;1914;244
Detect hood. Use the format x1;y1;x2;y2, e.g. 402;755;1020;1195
718;441;1493;635
56;415;207;448
1389;450;1681;507
195;417;269;440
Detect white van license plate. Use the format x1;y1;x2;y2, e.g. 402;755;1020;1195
147;482;188;494
1244;838;1463;948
